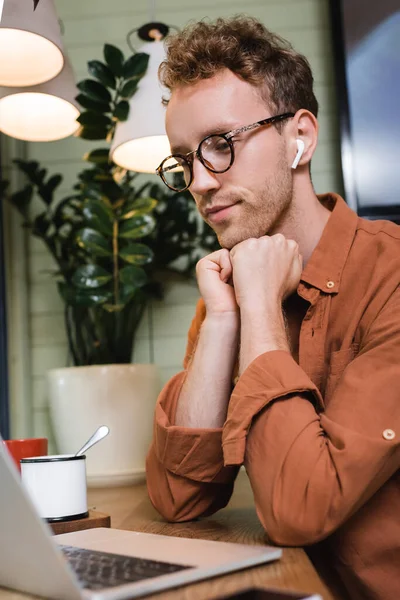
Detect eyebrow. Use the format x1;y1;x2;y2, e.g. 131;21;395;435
170;121;240;155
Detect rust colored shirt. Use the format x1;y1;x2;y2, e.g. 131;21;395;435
146;194;400;600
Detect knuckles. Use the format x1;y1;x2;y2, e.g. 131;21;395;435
271;233;286;243
230;235;300;258
198;236;301;278
196;248;230;272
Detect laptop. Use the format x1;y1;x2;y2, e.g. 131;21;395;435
0;438;283;600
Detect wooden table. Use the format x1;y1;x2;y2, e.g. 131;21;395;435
0;469;335;600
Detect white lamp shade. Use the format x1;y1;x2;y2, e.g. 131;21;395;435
110;40;170;173
0;0;64;87
0;58;80;142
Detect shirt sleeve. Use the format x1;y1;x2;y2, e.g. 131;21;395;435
146;298;239;522
223;288;400;545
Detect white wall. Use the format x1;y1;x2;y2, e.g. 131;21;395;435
24;0;342;442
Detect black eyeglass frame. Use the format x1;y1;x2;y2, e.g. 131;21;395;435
156;112;295;192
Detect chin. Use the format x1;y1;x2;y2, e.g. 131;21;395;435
217;230;256;250
215;228;238;249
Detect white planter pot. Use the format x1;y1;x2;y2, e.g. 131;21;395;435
47;364;160;487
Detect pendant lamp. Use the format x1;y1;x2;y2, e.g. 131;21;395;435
0;0;64;87
110;23;171;174
0;57;80;142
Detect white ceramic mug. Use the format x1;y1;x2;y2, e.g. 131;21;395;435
20;454;88;522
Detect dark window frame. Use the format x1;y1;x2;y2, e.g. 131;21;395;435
329;0;358;213
0;139;10;439
329;1;400;222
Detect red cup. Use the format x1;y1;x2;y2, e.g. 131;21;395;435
2;438;48;472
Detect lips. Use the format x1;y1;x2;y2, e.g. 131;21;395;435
204;202;239;223
204;202;237;216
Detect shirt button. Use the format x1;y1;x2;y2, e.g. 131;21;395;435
326;280;335;289
382;429;395;440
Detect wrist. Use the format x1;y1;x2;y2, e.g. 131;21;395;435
204;310;240;330
241;303;288;345
240;295;282;316
239;305;290;374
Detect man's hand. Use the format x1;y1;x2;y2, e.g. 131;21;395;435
230;234;303;374
176;249;240;428
196;249;239;316
230;234;302;311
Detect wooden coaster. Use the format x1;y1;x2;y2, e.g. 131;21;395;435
50;510;111;535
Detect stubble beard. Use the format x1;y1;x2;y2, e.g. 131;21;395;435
214;162;294;249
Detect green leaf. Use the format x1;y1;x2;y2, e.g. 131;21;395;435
120;197;157;219
32;212;50;237
83;148;110;165
77;79;112;103
119;265;147;288
0;179;9;197
77;111;112;128
119;243;153;266
58;282;112;307
52;194;81;228
88;60;116;89
36;168;47;183
113;100;129;121
76;125;109;140
8;185;34;216
82;199;114;236
38;174;63;205
104;44;125;77
76;227;112;257
72;264;112;289
119;214;155;239
98;179;122;202
118;284;137;306
122;52;149;79
119;78;139;99
45;174;63;194
102;302;123;313
13;159;39;180
75;93;111;114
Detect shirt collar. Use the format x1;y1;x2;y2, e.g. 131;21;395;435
300;193;358;294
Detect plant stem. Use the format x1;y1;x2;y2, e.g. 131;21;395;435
64;305;80;365
112;219;119;305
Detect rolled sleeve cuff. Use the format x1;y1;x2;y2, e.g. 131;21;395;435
222;350;323;466
153;373;236;483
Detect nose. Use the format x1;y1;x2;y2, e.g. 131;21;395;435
189;155;221;197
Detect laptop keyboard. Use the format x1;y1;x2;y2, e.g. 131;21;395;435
60;544;192;591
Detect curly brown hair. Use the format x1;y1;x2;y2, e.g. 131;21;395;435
159;16;318;117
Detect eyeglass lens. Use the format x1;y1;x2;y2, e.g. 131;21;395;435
160;134;233;191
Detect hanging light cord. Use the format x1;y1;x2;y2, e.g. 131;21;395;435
148;0;157;22
124;0;179;54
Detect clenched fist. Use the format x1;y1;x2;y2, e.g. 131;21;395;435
196;249;239;316
230;234;303;311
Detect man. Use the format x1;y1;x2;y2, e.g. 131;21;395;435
146;16;400;600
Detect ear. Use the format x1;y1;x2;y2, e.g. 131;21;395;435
287;109;318;169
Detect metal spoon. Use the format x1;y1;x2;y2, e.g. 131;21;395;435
75;425;110;457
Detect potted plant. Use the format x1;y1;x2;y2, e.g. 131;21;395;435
1;43;218;486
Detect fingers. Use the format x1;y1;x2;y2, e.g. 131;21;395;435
230;234;300;259
197;236;302;304
218;250;233;283
271;234;299;253
196;248;233;281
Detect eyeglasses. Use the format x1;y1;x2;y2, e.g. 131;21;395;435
156;112;295;192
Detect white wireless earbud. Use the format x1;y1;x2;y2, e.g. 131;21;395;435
291;139;305;169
